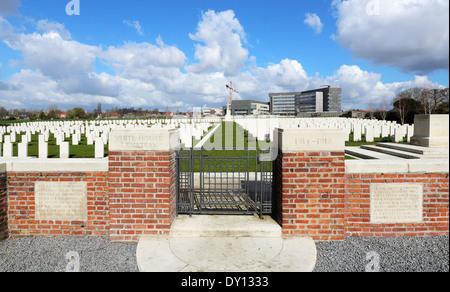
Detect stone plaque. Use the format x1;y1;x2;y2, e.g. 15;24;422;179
109;129;180;151
276;128;346;152
370;184;423;223
35;182;88;221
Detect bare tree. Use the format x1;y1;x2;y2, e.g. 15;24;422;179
368;101;376;119
378;97;390;121
46;104;59;119
393;89;415;125
418;88;447;115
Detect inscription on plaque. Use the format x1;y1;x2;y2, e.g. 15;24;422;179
113;134;163;150
278;129;345;152
109;129;180;151
35;182;87;220
370;184;423;223
295;137;333;146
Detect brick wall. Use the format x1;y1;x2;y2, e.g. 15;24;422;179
345;173;449;237
7;171;109;237
108;150;177;242
0;169;7;240
273;151;346;241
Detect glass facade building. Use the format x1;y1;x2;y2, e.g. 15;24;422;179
269;87;342;116
269;94;297;116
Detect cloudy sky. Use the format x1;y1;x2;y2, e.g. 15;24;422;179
0;0;448;112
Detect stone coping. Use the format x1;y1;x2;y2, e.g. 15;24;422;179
0;158;108;172
345;159;449;174
1;158;448;174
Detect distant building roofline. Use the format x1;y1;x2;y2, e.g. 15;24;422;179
269;87;341;96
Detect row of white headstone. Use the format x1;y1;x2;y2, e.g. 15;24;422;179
0;117;413;159
0;133;105;159
0;118;220;159
234;116;413;143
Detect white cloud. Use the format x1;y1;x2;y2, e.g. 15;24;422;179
5;31;100;79
304;13;323;34
123;20;144;36
332;0;449;74
187;10;249;77
251;59;310;93
36;19;72;40
0;10;447;112
325;65;445;110
0;15;14;38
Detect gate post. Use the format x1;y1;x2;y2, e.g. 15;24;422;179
108;129;180;242
272;128;346;241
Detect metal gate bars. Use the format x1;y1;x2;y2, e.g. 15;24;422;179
176;147;273;218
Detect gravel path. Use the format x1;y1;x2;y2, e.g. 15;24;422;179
1;236;448;272
0;237;138;272
314;236;449;272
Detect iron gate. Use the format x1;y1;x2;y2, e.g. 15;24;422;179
176;148;273;218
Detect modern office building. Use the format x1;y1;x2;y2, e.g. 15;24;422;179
269;87;342;116
203;107;223;116
296;91;324;113
224;100;270;116
269;93;298;116
298;86;342;113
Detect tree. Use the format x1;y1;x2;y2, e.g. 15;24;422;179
97;103;102;115
0;106;7;118
368;101;376;119
436;88;449;114
38;111;47;120
68;107;86;119
393;89;420;125
418;88;448;115
378;97;390;121
94;103;102;118
47;104;59;119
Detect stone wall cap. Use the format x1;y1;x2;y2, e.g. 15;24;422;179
346;159;449;174
0;158;109;172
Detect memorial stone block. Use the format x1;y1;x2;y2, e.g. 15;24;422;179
35;182;88;221
370;184;423;223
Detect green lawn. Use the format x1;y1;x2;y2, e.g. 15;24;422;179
179;122;272;172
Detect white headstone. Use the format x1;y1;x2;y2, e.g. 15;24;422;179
95;138;104;159
365;125;374;143
3;136;12;158
60;142;70;159
72;134;79;145
18;141;28;158
394;127;403;143
353;123;362;142
39;135;48;159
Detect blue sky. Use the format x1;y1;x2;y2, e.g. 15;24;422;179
0;0;448;111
